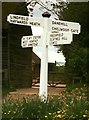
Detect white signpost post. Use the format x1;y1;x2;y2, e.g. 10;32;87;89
7;12;81;101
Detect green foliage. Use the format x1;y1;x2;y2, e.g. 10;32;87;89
48;65;66;83
51;1;68;19
2;86;89;120
66;83;87;92
60;2;88;83
65;47;87;81
49;64;65;73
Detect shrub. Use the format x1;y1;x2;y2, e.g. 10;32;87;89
2;86;89;120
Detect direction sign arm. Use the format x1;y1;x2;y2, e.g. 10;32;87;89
50;19;81;34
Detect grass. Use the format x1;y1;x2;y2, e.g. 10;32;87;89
66;83;87;92
2;84;89;120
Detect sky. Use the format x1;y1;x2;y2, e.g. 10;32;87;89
33;45;66;63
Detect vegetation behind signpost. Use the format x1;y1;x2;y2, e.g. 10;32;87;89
60;2;88;85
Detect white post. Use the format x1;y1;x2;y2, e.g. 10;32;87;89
39;12;51;101
39;17;48;100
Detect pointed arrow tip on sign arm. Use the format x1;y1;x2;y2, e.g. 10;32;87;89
79;23;81;34
7;16;9;22
77;23;81;34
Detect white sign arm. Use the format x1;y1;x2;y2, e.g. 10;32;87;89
50;19;81;34
7;14;43;27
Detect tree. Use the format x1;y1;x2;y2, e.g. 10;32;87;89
60;2;88;83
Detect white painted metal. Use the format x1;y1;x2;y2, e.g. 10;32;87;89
49;19;81;34
47;32;73;45
39;18;49;101
21;35;42;47
7;14;43;27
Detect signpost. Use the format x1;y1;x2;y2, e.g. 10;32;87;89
7;10;81;101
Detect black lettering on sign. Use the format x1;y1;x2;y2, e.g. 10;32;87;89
23;37;25;40
52;21;68;26
50;41;57;45
10;19;17;23
71;29;78;33
59;33;63;37
28;37;32;40
23;40;28;46
9;15;29;24
52;27;59;31
52;27;69;32
50;37;58;41
60;28;69;32
50;34;59;37
10;15;13;19
33;36;41;39
28;43;32;47
29;22;40;26
13;16;17;19
33;43;38;46
62;37;67;40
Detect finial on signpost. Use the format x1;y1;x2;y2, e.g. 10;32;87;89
42;11;51;18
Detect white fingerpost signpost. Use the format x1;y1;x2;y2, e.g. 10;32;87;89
7;2;81;101
39;12;51;100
